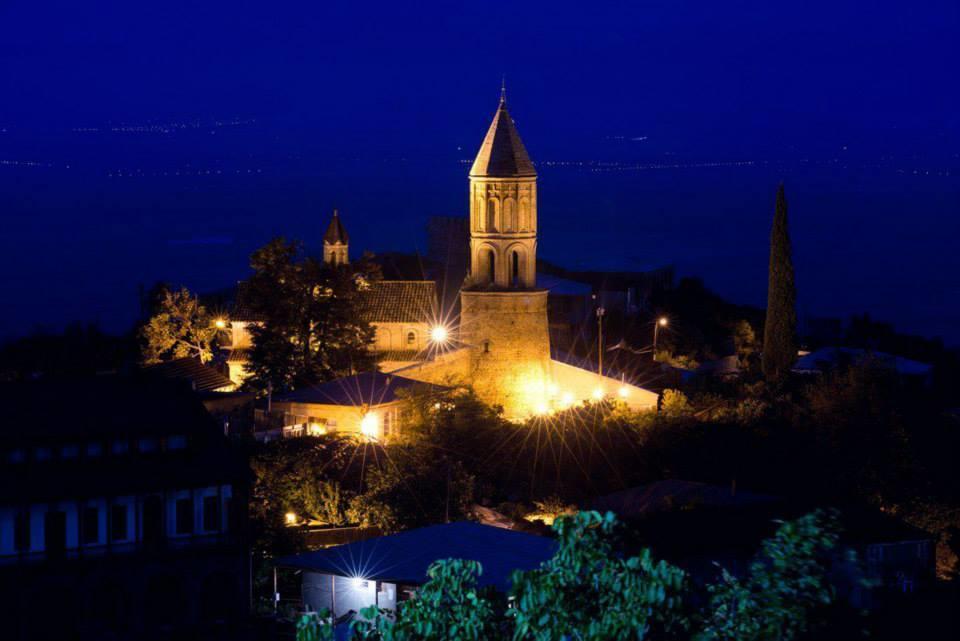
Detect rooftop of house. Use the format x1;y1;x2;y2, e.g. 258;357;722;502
230;279;437;325
591;479;779;518
0;377;222;445
793;347;933;376
357;280;436;324
0;377;244;502
272;372;449;407
276;521;555;590
142;357;235;393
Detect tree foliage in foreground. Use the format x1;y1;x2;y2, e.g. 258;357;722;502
297;510;841;641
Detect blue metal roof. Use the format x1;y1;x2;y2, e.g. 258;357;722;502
276;521;555;591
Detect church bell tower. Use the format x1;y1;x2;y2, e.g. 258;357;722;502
459;86;551;418
465;85;538;289
323;209;349;266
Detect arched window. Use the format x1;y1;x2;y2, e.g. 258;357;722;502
487;200;497;231
511;251;520;286
519;199;530;230
477;247;495;285
503;199;516;231
406;331;416;346
476;198;485;230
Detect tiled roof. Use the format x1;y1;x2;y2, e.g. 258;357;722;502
142;357;235;392
358;280;436;323
470;95;536;178
324;209;349;244
225;348;251;363
376;350;429;362
273;372;449;407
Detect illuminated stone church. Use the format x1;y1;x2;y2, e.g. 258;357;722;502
228;88;657;432
388;89;657;419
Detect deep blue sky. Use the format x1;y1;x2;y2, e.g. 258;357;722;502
1;1;958;342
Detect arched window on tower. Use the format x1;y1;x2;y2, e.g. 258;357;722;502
511;251;520;287
406;331;416;346
478;247;495;285
487;200;497;231
503;199;516;231
519;199;530;231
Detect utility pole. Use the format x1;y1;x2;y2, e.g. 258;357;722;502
596;306;606;378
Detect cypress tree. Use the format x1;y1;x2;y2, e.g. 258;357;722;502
762;183;797;381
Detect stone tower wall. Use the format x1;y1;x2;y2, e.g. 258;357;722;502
460;290;551;418
323;242;348;266
467;177;537;288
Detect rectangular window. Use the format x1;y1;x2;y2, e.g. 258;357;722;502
203;496;219;532
14;511;30;551
138;438;158;453
61;445;79;459
81;506;99;544
111;504;128;541
175;498;194;535
86;442;103;457
111;440;128;455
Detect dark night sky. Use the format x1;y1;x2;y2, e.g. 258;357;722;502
1;1;958;342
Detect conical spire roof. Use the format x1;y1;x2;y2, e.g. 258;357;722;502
469;90;536;178
323;209;349;244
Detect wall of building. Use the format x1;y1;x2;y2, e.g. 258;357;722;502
548;360;659;412
301;572;397;619
270;401;404;441
0;485;234;559
371;322;429;352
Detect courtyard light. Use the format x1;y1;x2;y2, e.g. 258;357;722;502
592;387;605;401
618;385;630;398
284;512;297;525
360;413;378;438
214;318;227;329
430;325;450;344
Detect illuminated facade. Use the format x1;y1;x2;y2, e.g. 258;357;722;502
395;89;659;418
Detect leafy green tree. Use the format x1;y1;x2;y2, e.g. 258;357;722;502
696;510;839;641
296;511;844;641
244;237;377;392
360;559;500;641
348;444;475;532
510;510;689;641
140;285;220;364
762;184;797;382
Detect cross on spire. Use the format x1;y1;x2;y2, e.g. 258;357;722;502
500;75;506;105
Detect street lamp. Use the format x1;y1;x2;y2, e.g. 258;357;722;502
430;325;449;345
653;316;669;361
214;318;227;329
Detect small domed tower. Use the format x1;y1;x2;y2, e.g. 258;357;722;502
459;86;551;418
323;209;349;266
